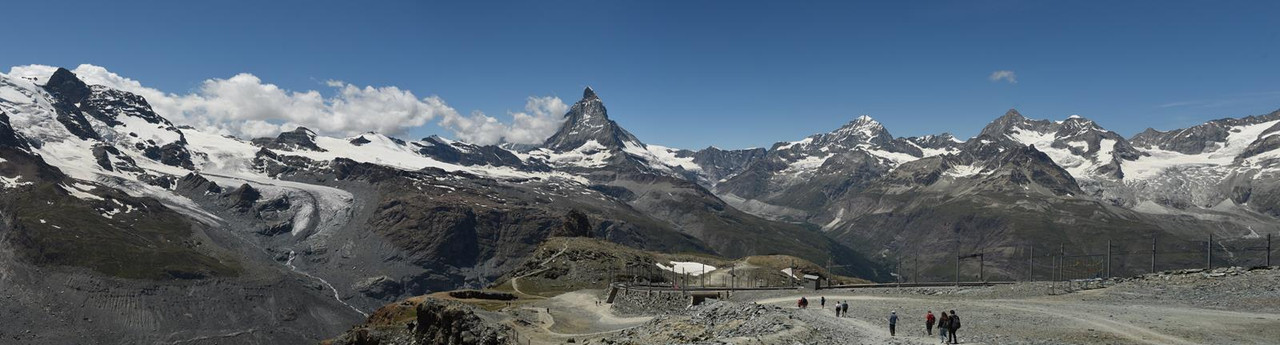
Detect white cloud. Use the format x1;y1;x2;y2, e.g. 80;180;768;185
988;70;1017;84
437;96;568;145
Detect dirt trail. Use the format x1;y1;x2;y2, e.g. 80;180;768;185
510;242;571;297
514;290;652;343
967;299;1194;345
752;293;1280;345
791;307;937;344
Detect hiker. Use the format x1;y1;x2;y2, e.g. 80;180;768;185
937;311;949;344
798;297;808;309
833;301;841;317
947;310;960;344
820;296;826;308
841;301;849;317
888;311;898;336
925;310;936;335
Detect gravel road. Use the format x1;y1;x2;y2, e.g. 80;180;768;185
518;267;1280;344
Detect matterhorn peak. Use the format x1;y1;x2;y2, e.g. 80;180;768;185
542;86;643;152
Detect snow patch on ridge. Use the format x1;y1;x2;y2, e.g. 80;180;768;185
656;261;716;276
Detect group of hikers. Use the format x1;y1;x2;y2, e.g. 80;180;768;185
814;296;851;316
924;309;961;344
802;296;963;344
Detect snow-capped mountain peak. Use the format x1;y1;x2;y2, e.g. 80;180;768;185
542;87;643;153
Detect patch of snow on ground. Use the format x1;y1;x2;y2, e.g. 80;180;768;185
64;183;104;201
656;261;716;276
945;164;985;178
631;143;701;172
866;149;920;165
1066;140;1089;151
775;137;813;150
822;208;845;231
0;175;30;188
526;140;613;170
782;153;832;176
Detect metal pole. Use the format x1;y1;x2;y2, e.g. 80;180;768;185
979;254;984;282
896;255;902;287
914;255;919;284
1151;236;1157;274
1028;245;1033;281
1060;244;1065;281
1106;240;1111;279
956;252;963;286
1268;233;1272;267
1207;234;1213;270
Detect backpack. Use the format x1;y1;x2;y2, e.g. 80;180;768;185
951;315;961;329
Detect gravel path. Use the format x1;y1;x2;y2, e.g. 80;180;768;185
505;267;1280;344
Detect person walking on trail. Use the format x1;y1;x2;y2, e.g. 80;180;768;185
798;297;808;309
833;301;841;317
925;310;936;335
841;301;849;317
888;311;899;336
937;311;950;344
947;310;960;344
820;296;826;308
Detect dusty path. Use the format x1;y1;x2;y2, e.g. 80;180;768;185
789;306;936;344
510;242;571;297
511;290;652;343
752;293;1279;345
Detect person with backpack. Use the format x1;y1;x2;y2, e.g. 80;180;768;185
948;310;960;344
841;301;849;317
888;311;899;336
925;310;936;336
937;311;949;343
820;296;826;308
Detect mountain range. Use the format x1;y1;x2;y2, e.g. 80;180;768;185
1;68;1278;343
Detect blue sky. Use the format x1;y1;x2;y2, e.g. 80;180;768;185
4;0;1279;149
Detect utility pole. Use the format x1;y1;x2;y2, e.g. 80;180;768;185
1028;245;1034;281
954;252;960;287
979;253;985;282
730;264;736;292
826;258;833;289
1151;236;1157;274
1059;244;1065;281
1268;233;1272;267
914;255;919;284
1207;234;1213;270
1106;240;1112;279
896;255;902;287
